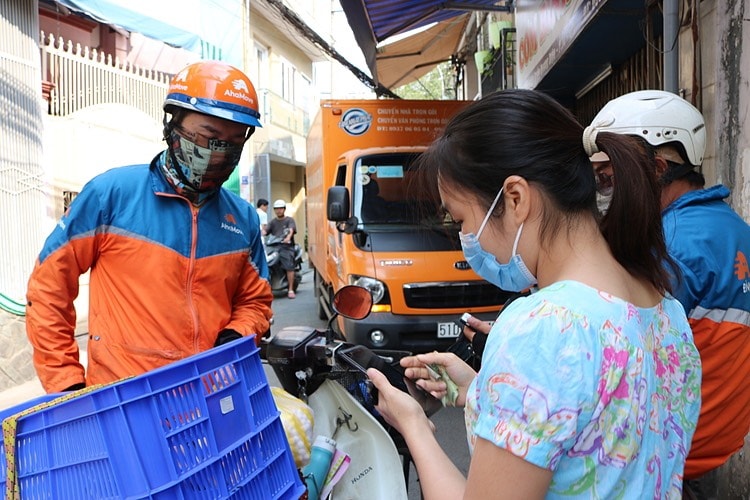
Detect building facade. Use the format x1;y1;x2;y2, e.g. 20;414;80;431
0;0;352;389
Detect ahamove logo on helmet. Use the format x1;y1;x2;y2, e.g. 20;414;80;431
339;108;372;136
232;79;250;93
225;80;255;106
170;70;189;91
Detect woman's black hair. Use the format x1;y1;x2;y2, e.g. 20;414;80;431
421;88;675;295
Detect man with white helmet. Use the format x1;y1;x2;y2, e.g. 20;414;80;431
588;90;750;496
267;199;298;298
26;61;273;392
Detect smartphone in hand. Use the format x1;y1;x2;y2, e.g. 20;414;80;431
448;313;477;363
337;345;442;415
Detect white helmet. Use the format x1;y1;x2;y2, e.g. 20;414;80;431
590;90;706;166
273;199;286;209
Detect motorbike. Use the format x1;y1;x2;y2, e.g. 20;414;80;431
263;285;443;499
264;233;303;295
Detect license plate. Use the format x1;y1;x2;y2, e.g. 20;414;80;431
437;321;462;338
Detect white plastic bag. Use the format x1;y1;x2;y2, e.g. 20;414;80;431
307;379;408;500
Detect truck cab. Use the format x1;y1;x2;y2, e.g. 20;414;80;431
306;99;509;353
320;147;511;352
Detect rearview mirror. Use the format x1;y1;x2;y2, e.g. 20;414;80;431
327;186;350;222
331;285;373;320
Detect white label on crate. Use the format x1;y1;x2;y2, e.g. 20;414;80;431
220;395;235;414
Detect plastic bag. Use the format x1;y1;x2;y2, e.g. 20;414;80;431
271;387;314;468
308;379;407;500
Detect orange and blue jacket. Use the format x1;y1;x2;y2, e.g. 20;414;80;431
662;185;750;478
26;156;273;393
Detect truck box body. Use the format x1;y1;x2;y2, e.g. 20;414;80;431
307;99;511;352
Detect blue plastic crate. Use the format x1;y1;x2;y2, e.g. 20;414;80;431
1;337;305;499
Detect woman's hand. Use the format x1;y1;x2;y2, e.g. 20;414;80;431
399;352;477;407
367;368;435;436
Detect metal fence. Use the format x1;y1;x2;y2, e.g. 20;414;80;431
40;31;171;122
0;0;46;302
39;31;312;140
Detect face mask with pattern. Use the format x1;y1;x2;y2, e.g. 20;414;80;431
165;128;244;199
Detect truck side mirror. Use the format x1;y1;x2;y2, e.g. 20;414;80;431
327;186;350;221
327;186;358;234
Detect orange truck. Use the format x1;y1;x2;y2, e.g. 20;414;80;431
306;99;511;352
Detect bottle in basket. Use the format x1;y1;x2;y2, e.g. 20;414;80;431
302;435;336;500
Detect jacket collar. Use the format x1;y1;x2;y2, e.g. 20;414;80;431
664;184;730;213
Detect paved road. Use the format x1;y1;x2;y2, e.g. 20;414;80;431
266;263;471;499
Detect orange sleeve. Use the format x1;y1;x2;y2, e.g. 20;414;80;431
26;237;97;393
223;258;274;345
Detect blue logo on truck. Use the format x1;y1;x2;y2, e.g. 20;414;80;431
339;108;372;136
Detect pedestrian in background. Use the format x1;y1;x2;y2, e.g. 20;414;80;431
267;199;298;299
25;61;272;393
368;88;701;499
256;198;269;235
590;90;750;498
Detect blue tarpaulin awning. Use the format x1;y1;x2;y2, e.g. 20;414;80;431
50;0;244;65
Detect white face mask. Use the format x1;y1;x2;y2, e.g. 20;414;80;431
596;192;612;215
594;163;613;214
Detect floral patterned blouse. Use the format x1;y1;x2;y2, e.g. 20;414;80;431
465;281;701;499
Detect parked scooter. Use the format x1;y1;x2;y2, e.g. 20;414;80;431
264;232;303;295
263;285;442;499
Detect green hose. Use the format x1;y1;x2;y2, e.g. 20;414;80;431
0;293;26;316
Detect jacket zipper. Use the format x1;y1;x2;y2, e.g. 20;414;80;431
154;183;203;352
188;204;200;351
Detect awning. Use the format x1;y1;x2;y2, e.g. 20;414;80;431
342;0;512;87
49;0;245;65
524;0;660;104
375;14;470;89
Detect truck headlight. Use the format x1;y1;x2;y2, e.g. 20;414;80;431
349;275;386;304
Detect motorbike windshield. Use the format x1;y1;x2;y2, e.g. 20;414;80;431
353;152;455;229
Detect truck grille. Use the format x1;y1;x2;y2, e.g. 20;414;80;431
403;281;513;309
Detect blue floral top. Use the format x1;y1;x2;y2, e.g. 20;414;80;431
465;281;701;499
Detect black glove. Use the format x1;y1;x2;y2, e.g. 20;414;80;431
63;382;86;391
214;328;243;347
447;333;484;371
449;290;530;370
471;331;488;359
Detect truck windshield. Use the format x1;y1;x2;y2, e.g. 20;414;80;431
353;152;454;227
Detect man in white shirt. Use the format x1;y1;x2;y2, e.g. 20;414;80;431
255;198;268;235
